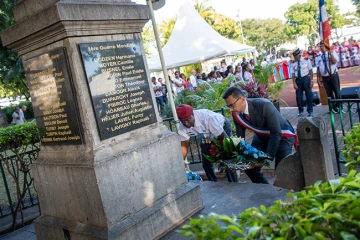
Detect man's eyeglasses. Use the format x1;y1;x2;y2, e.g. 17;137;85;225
226;97;240;109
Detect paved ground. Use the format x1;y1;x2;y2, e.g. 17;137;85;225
280;66;360;107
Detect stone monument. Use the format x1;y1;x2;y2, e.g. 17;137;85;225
297;117;335;186
1;0;203;239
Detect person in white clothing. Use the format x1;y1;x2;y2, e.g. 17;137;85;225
12;107;24;125
243;63;253;82
316;41;341;108
189;69;197;89
261;58;268;68
173;71;185;97
176;104;238;182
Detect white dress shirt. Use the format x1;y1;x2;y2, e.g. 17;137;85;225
293;57;312;78
178;109;225;141
190;75;197;88
316;51;339;77
173;77;184;93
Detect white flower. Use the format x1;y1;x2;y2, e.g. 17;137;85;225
231;136;243;146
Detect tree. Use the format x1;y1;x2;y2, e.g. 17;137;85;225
158;17;176;47
0;0;30;99
194;0;243;42
285;0;345;41
352;0;360;15
141;25;156;57
242;18;289;53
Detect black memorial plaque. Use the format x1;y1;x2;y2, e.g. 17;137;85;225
24;48;83;145
78;40;157;140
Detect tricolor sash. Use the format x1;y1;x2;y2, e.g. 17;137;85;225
233;113;299;150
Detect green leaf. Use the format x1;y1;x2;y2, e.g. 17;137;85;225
340;232;358;240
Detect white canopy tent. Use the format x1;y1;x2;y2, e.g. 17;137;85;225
147;0;256;72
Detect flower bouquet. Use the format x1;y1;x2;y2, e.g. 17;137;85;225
204;136;271;170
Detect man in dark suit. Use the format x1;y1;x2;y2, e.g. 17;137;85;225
223;87;296;184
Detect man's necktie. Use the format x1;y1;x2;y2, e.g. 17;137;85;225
243;113;251;123
297;60;301;78
322;54;331;75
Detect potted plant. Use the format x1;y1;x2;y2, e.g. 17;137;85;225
204;136;271;170
238;61;286;112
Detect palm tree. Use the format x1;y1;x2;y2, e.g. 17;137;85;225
158;17;177;47
194;0;216;24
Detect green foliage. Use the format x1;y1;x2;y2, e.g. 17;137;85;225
0;0;29;99
158;17;177;47
141;25;155;57
180;62;202;79
1;101;34;123
285;0;345;39
0;122;39;148
253;61;276;86
179;170;360;239
267;81;286;102
242;18;289;53
343;123;360;172
195;0;243;42
179;77;232;111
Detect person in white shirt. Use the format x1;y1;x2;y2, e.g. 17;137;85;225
19;105;27;123
292;48;314;117
316;41;341;107
243;63;253;83
176;104;238;182
189;69;197;89
12;107;24;125
151;77;164;116
261;58;268;68
173;71;185;97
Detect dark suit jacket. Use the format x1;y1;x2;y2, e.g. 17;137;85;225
233;98;293;157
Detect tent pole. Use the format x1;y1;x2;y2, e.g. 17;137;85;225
147;0;179;130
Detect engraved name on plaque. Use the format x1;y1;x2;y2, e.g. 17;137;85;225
79;40;157;140
24;48;83;145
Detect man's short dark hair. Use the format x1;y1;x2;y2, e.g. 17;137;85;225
222;87;245;100
151;76;156;81
175;71;180;75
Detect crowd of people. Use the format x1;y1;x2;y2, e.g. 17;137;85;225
150;39;344;183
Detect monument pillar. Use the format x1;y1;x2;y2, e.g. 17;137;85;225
1;1;203;239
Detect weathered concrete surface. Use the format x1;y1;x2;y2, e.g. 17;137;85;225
1;0;204;239
297;117;335;186
274;152;305;192
162;181;289;240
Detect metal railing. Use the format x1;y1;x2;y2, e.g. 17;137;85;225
328;97;360;176
163;108;225;164
0;149;40;221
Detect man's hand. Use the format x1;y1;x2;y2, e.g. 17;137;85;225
310;81;314;88
318;81;324;87
293;83;298;90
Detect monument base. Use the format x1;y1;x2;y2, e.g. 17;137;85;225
34;183;203;240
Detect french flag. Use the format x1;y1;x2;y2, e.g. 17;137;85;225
319;0;331;50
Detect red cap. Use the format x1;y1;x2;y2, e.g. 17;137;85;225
176;104;193;119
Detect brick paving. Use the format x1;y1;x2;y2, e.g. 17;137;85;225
279;66;360;107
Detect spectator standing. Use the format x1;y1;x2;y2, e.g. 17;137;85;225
243;63;253;83
12;107;24;125
20;105;27;123
173;71;185;97
151;77;164;116
189;70;198;89
158;78;168;104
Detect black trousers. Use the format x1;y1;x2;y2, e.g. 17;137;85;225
295;75;313;114
322;72;341;101
244;134;294;184
200;119;238;182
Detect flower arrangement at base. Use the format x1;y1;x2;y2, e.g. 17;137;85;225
204;136;271;170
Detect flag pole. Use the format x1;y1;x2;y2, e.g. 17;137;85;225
146;0;178;130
